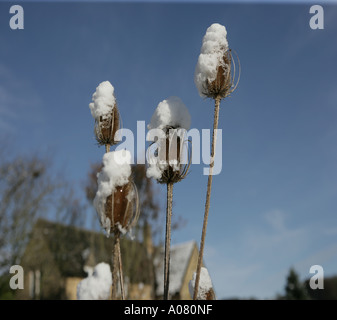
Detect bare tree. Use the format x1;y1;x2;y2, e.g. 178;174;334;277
0;156;54;268
0;152;85;271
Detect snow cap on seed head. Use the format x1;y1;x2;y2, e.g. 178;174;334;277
89;81;116;119
146;97;192;184
195;23;237;99
93;150;139;236
189;267;216;300
148;96;191;131
89;81;120;147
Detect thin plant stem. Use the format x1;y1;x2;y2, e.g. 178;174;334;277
163;182;173;300
111;230;119;300
116;234;125;300
193;96;221;300
105;142;125;300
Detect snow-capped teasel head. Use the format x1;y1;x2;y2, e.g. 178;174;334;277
148;96;191;132
194;23;240;100
89;81;120;147
146;97;192;184
94;150;139;236
96;150;132;197
189;267;216;300
89;81;116;119
77;262;112;300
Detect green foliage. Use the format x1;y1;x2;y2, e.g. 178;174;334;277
0;274;15;300
281;268;309;300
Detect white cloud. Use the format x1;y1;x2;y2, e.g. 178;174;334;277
244;209;309;259
264;209;286;232
202;208;337;299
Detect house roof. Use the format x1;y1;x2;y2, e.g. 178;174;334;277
23;219;201;298
23;219;153;284
154;240;196;297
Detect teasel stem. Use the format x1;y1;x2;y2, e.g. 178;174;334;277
104;142;124;300
163;182;173;300
193;96;221;300
111;229;119;300
116;232;125;300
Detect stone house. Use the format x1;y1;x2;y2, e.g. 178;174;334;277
16;219;208;300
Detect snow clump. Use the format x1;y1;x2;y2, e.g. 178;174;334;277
194;23;229;97
77;262;112;300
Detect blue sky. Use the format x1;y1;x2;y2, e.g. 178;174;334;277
0;1;337;299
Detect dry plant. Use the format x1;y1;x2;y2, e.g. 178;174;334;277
146;97;192;299
94;104;121;152
158;129;191;300
193;24;240;300
105;178;139;299
89;81;139;300
189;267;216;300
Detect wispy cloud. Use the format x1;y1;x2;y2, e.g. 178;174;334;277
264;209;287;232
205;208;337;299
245;209;309;259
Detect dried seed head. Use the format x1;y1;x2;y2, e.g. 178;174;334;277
203;49;239;100
94;150;138;236
195;24;240;100
104;179;139;235
204;288;216;300
94;104;120;146
189;267;215;300
147;127;192;185
89;81;121;147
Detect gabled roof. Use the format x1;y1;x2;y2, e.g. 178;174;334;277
154;240;196;297
23;219;201;299
23;219;152;284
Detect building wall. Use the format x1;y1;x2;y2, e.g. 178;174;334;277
66;277;152;300
65;277;82;300
128;283;152;300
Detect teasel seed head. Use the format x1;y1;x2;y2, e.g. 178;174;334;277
89;81;121;148
194;23;240;101
104;179;140;235
146;97;192;185
151;127;192;185
94;104;120;147
203;49;240;100
94;150;139;237
189;267;216;300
